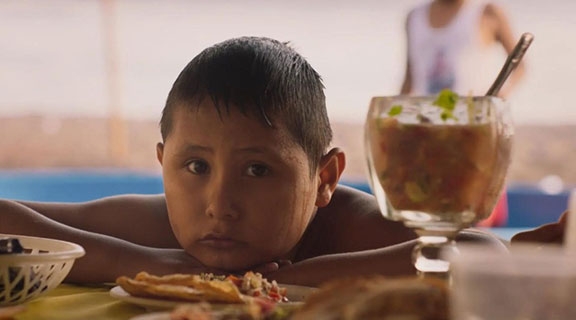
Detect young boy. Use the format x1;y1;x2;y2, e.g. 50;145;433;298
0;37;502;287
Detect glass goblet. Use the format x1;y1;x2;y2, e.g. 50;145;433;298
364;95;513;277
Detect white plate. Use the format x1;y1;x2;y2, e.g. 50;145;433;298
110;283;315;311
130;312;170;320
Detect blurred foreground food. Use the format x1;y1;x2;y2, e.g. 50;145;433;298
292;276;448;320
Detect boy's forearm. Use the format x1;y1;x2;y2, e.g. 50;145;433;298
14;195;178;248
268;240;418;287
1;199;138;282
0;199;205;283
270;230;507;287
0;199;81;242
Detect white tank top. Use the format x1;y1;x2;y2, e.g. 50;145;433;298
407;0;504;95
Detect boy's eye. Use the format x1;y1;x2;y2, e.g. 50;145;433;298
246;164;269;177
186;160;209;174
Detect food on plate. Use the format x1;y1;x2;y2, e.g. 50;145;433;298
116;274;242;304
225;271;287;302
291;276;449;320
115;271;287;304
169;299;293;320
0;238;25;254
0;237;41;299
117;271;296;319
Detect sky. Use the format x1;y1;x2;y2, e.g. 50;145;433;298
1;0;575;124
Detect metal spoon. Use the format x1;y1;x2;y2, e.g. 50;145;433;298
486;32;534;96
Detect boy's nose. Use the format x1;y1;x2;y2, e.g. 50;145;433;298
204;176;240;220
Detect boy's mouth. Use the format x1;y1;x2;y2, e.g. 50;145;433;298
198;234;245;249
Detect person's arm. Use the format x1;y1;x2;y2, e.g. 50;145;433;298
15;194;179;248
269;229;506;287
484;3;526;98
270;240;417;287
511;211;566;244
0;199;209;283
400;11;414;95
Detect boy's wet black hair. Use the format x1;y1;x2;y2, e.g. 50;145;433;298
160;36;332;173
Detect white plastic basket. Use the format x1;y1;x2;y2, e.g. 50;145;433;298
0;234;85;306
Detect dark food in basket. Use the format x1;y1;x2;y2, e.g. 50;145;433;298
0;237;41;301
0;238;24;255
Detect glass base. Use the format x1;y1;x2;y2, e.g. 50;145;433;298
412;235;458;279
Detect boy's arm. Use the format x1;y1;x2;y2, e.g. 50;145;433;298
269;240;417;287
15;194;179;248
271;230;507;287
0;199;209;283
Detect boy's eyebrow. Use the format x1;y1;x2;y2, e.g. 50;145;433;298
174;144;212;157
177;144;280;156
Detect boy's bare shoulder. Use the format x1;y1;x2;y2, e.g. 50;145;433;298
297;185;417;259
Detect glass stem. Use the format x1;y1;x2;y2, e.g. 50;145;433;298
412;235;458;278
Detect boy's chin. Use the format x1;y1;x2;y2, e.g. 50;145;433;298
201;256;263;273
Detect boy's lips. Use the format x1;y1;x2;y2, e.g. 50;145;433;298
198;233;246;249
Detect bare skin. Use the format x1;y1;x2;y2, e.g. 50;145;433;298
400;0;525;98
511;211;566;245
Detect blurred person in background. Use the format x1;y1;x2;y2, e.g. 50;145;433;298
400;0;527;227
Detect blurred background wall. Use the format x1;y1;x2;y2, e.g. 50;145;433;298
2;0;575;122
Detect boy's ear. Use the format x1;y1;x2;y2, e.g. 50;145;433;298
156;142;164;166
315;147;346;207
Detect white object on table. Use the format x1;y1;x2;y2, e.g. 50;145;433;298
0;234;85;306
450;244;576;320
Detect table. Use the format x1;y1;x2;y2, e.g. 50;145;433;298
10;228;529;320
13;284;146;320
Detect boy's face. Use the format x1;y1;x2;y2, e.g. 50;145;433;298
157;101;322;271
